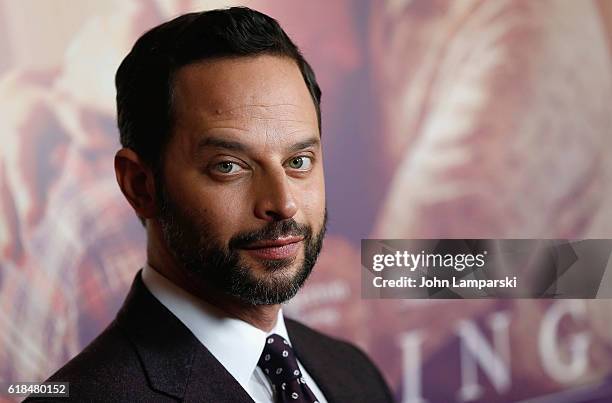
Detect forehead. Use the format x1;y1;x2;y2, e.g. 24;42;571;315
171;55;318;141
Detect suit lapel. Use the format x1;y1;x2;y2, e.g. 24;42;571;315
116;271;254;403
182;346;254;403
286;319;357;403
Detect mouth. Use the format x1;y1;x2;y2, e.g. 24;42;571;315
241;236;304;260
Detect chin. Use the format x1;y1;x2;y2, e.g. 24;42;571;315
245;254;302;274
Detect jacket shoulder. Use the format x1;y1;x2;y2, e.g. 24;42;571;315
24;321;169;403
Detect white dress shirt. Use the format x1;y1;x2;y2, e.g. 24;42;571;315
142;264;328;403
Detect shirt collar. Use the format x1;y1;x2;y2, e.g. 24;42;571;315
141;264;291;391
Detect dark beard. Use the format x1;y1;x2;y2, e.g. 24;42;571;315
156;183;327;305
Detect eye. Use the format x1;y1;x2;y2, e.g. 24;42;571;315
214;161;242;174
287;156;313;170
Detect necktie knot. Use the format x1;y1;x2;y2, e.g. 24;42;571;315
259;334;319;402
258;334;304;385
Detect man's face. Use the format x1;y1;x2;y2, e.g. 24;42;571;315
156;55;326;305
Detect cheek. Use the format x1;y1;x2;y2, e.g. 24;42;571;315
191;186;250;235
293;173;326;217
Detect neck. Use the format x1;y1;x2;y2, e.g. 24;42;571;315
207;296;281;332
146;230;281;332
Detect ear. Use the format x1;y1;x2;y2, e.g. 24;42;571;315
114;148;158;222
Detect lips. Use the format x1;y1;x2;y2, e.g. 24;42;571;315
242;236;303;260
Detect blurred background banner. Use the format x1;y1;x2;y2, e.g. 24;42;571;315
1;1;612;402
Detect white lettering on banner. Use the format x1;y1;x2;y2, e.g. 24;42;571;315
456;313;511;402
399;331;428;403
539;300;590;383
396;303;596;401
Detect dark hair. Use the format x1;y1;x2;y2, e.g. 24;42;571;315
116;6;321;173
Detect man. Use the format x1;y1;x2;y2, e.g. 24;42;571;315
27;7;393;403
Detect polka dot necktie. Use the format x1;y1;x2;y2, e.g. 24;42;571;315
258;334;319;403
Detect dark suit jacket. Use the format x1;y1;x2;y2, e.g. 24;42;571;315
26;271;393;402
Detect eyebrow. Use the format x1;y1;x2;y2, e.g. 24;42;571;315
287;137;320;153
197;137;248;152
196;136;320;153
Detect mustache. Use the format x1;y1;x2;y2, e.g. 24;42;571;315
229;219;312;249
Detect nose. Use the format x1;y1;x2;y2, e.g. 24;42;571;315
253;169;298;221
